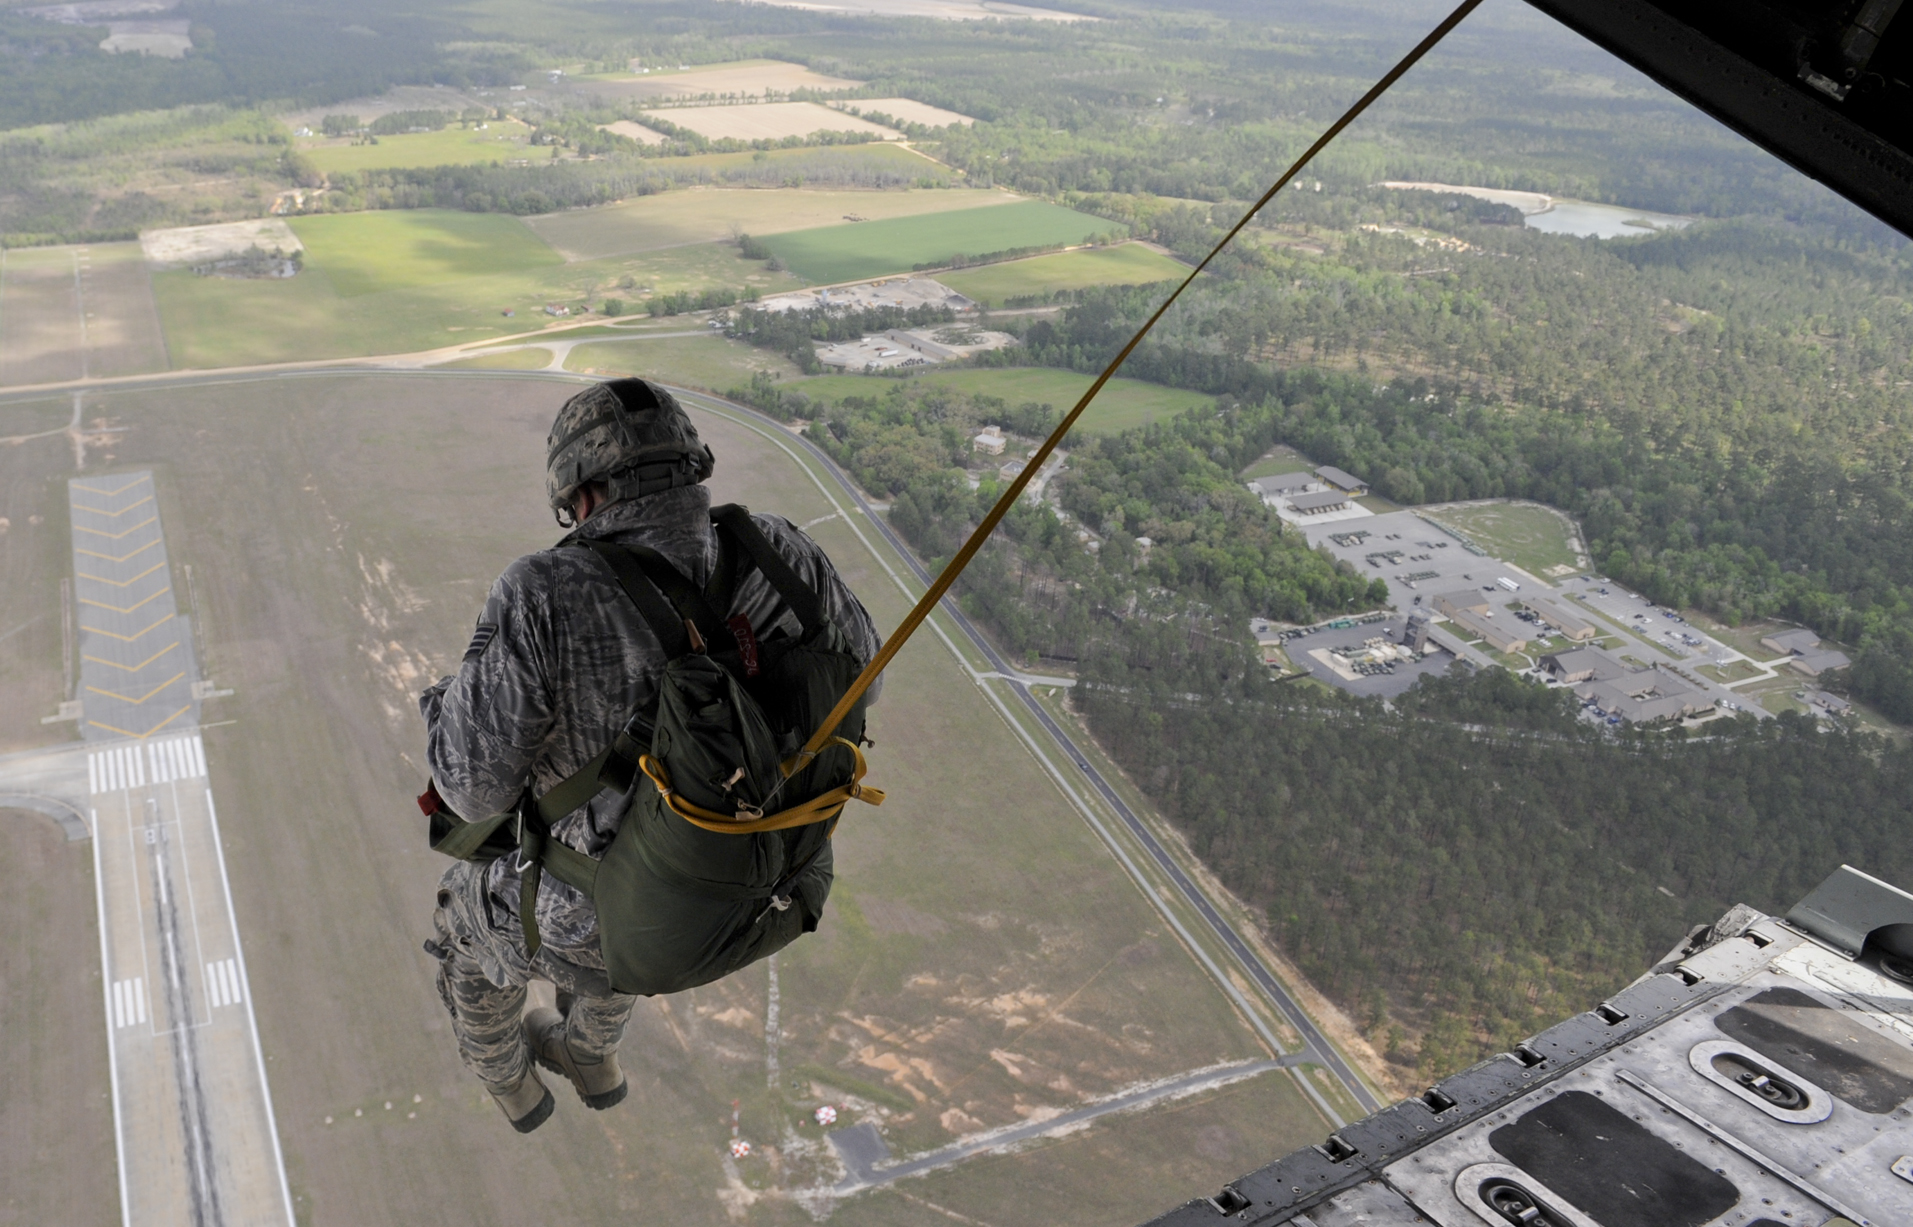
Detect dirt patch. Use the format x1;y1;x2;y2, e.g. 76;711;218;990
140;220;302;269
832;98;975;127
646;102;898;143
598;119;666;146
589;60;863;102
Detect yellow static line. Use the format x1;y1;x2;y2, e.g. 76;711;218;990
81;613;173;642
84;643;179;672
75;538;162;564
86;671;185;705
71;477;150;497
79;585;171;615
74;516;157;540
70;494;154;518
88;704;191;740
77;561;168;588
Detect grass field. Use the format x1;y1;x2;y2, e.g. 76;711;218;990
936;243;1186;306
0;371;1326;1226
1424;501;1585;577
792;366;1216;434
833;98;974;127
435;347;554;370
152;214;802;367
0;241;168;387
563;333;801;389
524;183;1010;263
1239;446;1317;481
299;120;536;175
288;211;563;297
763;201;1116;284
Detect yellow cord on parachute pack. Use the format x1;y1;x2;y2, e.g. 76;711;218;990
783;0;1488;771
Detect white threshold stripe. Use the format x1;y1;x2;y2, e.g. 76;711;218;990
88;733;209;795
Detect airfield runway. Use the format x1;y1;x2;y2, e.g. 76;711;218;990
60;470;293;1226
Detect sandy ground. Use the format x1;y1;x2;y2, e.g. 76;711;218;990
591;60;864;101
140;220;303;269
1379;181;1553;214
280;85;492;133
0;372;1329;1226
647;102;900;143
831;98;974;127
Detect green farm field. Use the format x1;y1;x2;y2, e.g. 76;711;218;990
524;182;1009;263
0;371;1325;1226
1424;501;1586;578
298;119;537;174
289;211;562;297
150;210;802;367
563;333;802;389
936;242;1187;306
792;366;1216;435
762;201;1117;284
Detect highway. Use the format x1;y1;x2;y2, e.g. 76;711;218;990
673;385;1385;1117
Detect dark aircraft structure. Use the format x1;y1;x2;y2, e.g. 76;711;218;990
1143;3;1913;1224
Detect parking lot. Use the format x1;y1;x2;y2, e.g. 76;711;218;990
1302;510;1549;611
1275;617;1461;698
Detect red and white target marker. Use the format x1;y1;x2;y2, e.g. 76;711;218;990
813;1105;838;1126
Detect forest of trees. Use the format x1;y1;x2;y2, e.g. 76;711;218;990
1075;628;1913;1076
959;205;1913;722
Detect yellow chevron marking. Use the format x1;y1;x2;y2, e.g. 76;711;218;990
88;704;191;740
74;516;157;540
75;539;162;564
70;495;154;518
86;672;185;705
83;643;179;672
79;585;170;615
71;477;150;497
81;613;173;642
77;561;167;589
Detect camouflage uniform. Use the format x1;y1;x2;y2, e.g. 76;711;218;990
420;463;881;1086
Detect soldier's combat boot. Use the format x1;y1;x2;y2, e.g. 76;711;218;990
524;1006;628;1109
485;1063;555;1134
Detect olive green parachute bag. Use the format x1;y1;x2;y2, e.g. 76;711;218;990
423;504;884;996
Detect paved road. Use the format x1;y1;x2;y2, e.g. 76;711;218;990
829;1058;1300;1191
672;385;1383;1117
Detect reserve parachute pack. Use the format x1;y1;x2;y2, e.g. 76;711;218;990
425;504;884;996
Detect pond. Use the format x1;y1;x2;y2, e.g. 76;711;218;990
1525;199;1694;239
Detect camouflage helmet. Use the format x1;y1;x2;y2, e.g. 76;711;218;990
545;378;714;523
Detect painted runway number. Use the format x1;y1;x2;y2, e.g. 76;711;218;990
204;958;243;1010
112;978;148;1030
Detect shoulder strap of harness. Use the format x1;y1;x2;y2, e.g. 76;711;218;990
710;504;825;634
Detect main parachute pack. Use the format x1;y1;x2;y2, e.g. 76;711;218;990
423;504;882;996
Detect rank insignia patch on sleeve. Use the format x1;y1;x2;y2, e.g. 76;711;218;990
464;623;498;663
